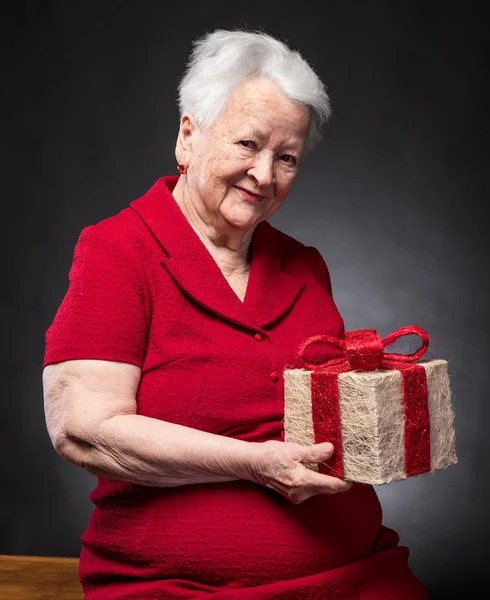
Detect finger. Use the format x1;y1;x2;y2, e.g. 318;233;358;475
299;442;334;464
302;466;353;493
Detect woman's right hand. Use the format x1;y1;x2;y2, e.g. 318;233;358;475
245;440;353;504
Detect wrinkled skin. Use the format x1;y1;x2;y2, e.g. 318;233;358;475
173;77;310;259
244;440;353;503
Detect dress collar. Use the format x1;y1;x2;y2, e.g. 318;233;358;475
130;177;306;334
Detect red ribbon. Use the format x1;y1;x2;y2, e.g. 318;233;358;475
296;326;431;479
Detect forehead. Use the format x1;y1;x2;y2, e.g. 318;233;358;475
217;78;310;143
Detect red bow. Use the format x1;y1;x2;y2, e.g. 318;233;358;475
297;325;430;372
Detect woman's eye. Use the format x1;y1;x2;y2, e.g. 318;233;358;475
239;140;255;148
281;154;295;164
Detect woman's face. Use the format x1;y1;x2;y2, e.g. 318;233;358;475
177;78;311;233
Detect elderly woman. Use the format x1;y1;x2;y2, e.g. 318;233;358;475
43;29;429;599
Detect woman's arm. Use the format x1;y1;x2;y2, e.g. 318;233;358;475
44;357;351;500
43;358;255;487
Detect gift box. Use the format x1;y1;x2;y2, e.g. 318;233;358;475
283;326;457;485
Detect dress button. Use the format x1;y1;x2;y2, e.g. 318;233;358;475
254;333;263;341
269;371;279;382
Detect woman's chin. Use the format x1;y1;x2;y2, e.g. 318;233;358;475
221;207;262;231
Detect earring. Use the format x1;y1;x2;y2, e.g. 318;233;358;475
177;164;187;175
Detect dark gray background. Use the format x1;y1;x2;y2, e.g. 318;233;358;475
3;1;489;598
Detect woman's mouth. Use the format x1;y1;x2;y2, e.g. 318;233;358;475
234;186;265;203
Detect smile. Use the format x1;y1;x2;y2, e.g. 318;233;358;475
234;186;265;203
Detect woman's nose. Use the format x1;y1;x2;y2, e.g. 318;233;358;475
248;154;274;189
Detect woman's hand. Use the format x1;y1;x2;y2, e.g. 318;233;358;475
245;440;353;504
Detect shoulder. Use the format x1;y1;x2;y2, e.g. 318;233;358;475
264;221;320;265
264;221;332;294
68;202;154;301
74;178;172;262
78;205;146;252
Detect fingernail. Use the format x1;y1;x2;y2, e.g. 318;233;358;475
325;443;333;452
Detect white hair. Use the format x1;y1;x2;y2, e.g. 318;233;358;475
177;29;332;152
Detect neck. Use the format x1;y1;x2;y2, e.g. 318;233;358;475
172;177;255;271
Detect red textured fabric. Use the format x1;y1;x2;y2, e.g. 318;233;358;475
44;177;429;599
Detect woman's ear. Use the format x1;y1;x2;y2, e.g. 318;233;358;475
175;113;197;165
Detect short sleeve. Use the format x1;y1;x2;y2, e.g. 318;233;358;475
308;246;333;297
43;225;148;368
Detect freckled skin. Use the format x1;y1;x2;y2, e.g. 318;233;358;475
173;78;311;271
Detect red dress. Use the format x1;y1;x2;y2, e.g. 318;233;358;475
44;176;429;599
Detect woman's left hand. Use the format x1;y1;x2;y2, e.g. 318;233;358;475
243;440;353;504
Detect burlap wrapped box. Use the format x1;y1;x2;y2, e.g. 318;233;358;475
283;326;457;485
